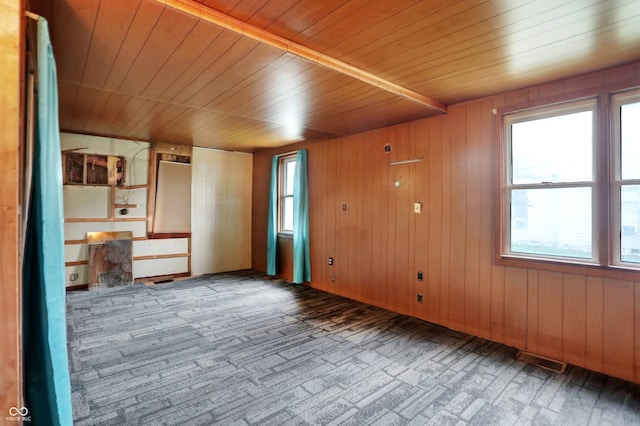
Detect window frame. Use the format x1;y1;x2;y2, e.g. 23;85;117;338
278;154;296;235
496;89;640;278
501;98;599;265
611;89;640;268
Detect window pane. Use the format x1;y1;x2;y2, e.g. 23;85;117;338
621;185;640;263
621;101;640;180
285;160;296;195
510;187;592;259
511;111;593;184
283;196;294;231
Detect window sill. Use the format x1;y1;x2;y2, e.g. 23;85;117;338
277;232;293;239
496;254;640;281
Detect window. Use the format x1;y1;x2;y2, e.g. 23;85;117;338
501;89;640;271
613;91;640;266
279;155;296;233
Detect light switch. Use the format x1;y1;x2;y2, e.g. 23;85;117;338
414;201;422;213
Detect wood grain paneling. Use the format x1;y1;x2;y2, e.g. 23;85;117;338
250;144;272;272
36;0;640;151
477;100;494;340
426;117;443;325
1;0;23;413
526;269;539;354
464;102;482;337
563;274;587;367
585;276;605;373
636;282;640;383
276;237;293;282
503;267;528;349
439;112;452;329
603;279;635;381
369;132;389;308
253;61;640;384
390;136;410;315
537;271;564;360
356;133;373;305
447;105;467;333
413;119;429;320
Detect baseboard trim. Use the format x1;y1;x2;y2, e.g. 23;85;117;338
66;283;89;292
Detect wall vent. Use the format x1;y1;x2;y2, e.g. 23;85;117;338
515;350;567;374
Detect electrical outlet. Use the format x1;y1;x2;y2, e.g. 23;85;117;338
328;257;334;266
417;293;423;303
417;271;423;281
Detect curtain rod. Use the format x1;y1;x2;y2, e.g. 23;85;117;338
25;11;40;20
275;150;298;157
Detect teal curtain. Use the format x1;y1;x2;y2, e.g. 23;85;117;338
266;156;278;275
23;17;73;426
292;150;311;283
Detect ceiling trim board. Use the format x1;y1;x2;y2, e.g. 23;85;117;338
152;0;448;114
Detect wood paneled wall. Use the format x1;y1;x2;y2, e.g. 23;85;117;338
0;0;23;414
253;61;640;384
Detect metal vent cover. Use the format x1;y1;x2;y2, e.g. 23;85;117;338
516;350;567;374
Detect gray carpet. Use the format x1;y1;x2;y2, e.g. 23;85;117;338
66;270;640;425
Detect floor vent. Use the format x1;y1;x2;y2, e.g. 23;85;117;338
140;275;175;286
515;351;567;374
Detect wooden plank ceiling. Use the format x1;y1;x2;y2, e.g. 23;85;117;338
31;0;640;151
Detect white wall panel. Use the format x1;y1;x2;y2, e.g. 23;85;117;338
133;238;189;257
63;186;110;218
133;257;189;278
64;221;147;241
114;187;147;218
65;265;88;287
191;147;252;275
64;243;88;262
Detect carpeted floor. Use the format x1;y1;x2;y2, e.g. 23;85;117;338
66;270;640;425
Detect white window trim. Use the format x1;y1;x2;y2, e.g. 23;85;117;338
502;98;600;265
611;89;640;268
278;154;296;234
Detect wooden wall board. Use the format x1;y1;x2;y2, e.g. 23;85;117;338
426;117;443;325
603;279;635;382
447;104;466;332
464;102;482;337
635;282;640;383
503;266;527;349
369;132;389;308
563;273;587;368
526;269;539;355
536;271;564;361
476;98;494;340
0;0;22;413
585;276;605;373
412;120;429;320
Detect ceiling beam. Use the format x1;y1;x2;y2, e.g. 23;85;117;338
153;0;448;114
